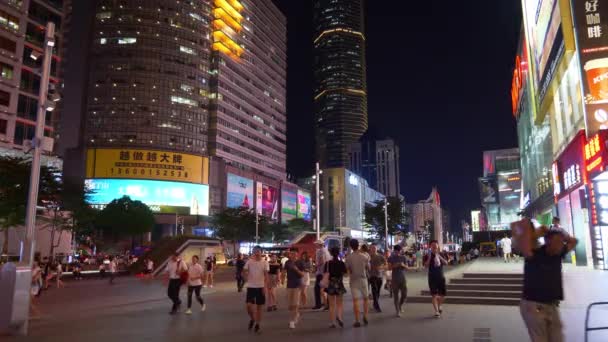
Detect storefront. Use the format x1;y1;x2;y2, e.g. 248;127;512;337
553;131;593;266
583;131;608;270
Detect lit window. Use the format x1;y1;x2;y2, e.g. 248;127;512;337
100;38;107;44
96;12;112;19
117;38;137;44
180;46;196;55
0;10;19;31
180;84;193;93
0;62;13;80
171;96;198;106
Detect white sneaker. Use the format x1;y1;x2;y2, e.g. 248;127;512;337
289;321;296;329
210;285;214;288
185;309;192;315
434;311;441;318
201;304;207;312
203;285;207;288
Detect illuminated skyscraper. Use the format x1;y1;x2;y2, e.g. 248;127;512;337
313;0;367;168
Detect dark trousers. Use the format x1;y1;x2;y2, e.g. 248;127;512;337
369;276;383;309
187;285;204;308
392;281;408;313
236;273;245;292
168;279;182;312
109;272;115;284
314;274;324;308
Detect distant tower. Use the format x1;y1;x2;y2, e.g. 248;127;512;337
313;0;367;168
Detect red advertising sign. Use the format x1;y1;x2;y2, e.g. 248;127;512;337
511;42;529;117
585;130;608;179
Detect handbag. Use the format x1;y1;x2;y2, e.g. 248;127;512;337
320;262;330;289
179;262;189;285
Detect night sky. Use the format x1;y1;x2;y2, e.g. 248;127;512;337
273;0;523;231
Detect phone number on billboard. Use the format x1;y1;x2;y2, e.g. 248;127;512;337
109;167;189;179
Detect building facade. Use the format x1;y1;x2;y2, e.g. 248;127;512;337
0;0;66;154
313;0;367;169
408;187;443;244
349;137;400;197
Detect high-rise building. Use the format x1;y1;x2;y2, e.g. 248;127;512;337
408;187;443;244
0;0;66;156
313;0;367;169
349;137;401;197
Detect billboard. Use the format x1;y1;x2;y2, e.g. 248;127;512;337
471;210;481;232
86;148;209;184
572;0;608;136
85;178;209;215
262;184;278;220
297;190;312;221
479;177;498;203
522;0;565;101
227;174;254;209
281;188;298;224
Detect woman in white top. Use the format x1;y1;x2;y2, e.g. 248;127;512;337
185;255;206;314
55;263;65;288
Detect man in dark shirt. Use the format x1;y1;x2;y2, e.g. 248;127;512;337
284;248;304;329
387;245;408;317
520;230;577;342
235;254;246;292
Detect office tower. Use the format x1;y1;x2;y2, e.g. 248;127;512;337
313;0;367;168
349;137;401;197
83;0;287;180
0;0;66;153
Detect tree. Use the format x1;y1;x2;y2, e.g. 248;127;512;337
96;196;155;246
212;207;263;253
0;157;29;254
364;197;409;245
260;218;313;243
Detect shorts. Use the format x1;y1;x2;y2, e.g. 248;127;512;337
350;278;369;300
286;288;300;307
246;288;266;305
428;275;447;296
301;272;310;287
268;274;280;288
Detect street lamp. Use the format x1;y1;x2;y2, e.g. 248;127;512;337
255;210;260;245
384;198;389;251
314;162;323;240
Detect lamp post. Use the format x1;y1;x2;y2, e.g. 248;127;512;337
384;198;389;251
255;210;259;245
314;162;322;240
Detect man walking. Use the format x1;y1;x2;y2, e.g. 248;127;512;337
519;224;578;342
165;252;186;315
388;245;408;317
368;245;386;312
284;248;305;329
244;246;269;334
345;239;370;327
313;240;331;311
235;253;246;292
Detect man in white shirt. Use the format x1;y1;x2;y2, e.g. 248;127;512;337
244;246;269;334
501;235;513;263
165;252;186;314
108;257;117;285
313;240;331;310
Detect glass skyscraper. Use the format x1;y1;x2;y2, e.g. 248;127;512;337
313;0;367;168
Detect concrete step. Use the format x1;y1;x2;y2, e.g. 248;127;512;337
407;296;520;306
463;273;523;279
421;290;521;299
447;284;523;291
451;278;522;285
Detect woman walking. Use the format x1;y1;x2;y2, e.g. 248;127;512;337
299;251;313;308
267;254;281;311
425;240;448;318
185;255;206;314
204;256;214;288
325;247;347;328
55;262;65;288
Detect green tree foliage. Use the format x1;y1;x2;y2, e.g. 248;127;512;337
261;218;314;243
364;197;409;243
96;196;155;241
212;207;264;252
0;157;29;254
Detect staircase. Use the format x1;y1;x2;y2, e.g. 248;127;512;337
408;272;523;306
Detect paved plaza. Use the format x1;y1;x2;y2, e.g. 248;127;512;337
4;259;608;342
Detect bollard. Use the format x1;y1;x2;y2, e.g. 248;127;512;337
0;263;32;335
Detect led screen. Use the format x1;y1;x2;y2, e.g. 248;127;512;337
297;190;312;221
227;173;254;209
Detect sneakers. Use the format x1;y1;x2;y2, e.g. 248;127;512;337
289;321;296;329
248;320;255;331
434;312;441;318
329;323;337;328
185;309;192;315
254;324;261;334
396;312;402;318
336;318;344;328
201;304;206;312
363;317;369;326
312;306;324;311
353;322;362;328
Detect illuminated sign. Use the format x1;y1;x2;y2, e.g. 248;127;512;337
471;210;481;232
585;132;605;175
86;148;209;184
522;192;531;209
563;164;582;191
227;174;254;209
86;178;209;215
256;183;278;220
212;0;244;60
552;162;561;197
590;178;608;270
281;188;298;224
297;190;312;221
349;174;359;186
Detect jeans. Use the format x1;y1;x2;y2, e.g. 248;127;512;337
520;300;563;342
187;285;204;308
392;281;407;313
167;279;182;312
236;273;245;292
314;274;324;308
369;276;383;309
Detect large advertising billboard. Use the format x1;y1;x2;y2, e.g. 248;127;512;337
281;188;298;224
227;174;254;209
85;178;209;215
297;190;312;221
263;185;278;220
86;148;209;184
572;0;608;136
479;177;498;204
523;0;565;101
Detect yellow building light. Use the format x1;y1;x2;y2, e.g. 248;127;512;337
214;0;243;22
213;30;244;55
213;19;239;36
213;8;242;31
226;0;244;11
314;28;366;45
